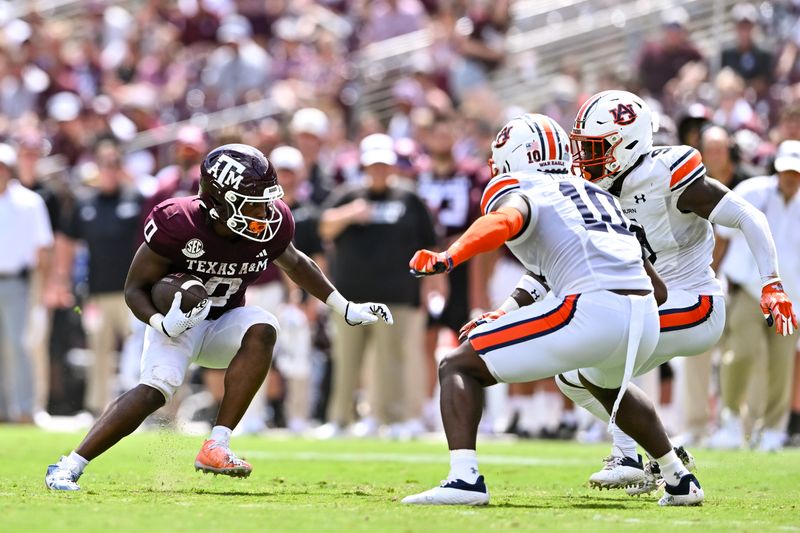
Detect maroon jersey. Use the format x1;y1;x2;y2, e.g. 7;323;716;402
415;159;485;239
143;196;295;319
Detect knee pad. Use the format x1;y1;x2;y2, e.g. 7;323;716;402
556;370;609;421
140;364;185;402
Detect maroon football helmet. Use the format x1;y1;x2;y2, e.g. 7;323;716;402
199;143;284;242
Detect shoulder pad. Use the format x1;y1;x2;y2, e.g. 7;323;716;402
480;173;521;215
665;146;705;192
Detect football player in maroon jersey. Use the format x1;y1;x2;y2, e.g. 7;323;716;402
46;144;393;491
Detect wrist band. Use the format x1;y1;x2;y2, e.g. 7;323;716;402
325;290;349;316
149;313;169;336
498;297;520;313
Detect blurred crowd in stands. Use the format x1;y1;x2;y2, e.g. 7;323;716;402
1;0;799;451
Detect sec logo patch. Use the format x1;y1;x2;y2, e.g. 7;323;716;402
182;238;205;258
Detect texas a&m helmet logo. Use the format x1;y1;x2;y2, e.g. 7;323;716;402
494;125;513;148
207;154;246;190
610;103;637;126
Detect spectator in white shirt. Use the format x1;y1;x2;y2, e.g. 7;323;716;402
710;140;800;451
0;143;54;423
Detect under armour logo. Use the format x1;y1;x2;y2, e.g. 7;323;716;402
673;472;682;481
470;467;478;474
369;304;389;323
634;194;646;204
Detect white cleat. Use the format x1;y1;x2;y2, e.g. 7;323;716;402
706;411;745;450
45;457;81;491
756;429;786;452
626;446;696;496
314;422;345;440
402;476;489;506
658;473;704;506
588;455;644;489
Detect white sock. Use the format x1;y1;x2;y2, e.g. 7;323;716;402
508;395;526;414
449;449;480;484
210;425;232;447
541;392;563;432
520;394;544;433
66;451;89;475
656;449;689;487
611;425;639;460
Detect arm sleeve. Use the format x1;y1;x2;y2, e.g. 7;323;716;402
708;191;780;284
447;206;525;267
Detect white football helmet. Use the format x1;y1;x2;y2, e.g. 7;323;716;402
490;113;571;177
570;90;656;190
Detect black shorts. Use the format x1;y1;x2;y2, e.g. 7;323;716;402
427;262;470;332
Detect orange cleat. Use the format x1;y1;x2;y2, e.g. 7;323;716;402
194;439;252;478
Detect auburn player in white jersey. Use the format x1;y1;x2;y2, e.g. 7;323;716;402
402;114;704;507
556;90;797;494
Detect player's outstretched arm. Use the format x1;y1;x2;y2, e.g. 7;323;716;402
274;242;393;326
409;194;530;278
677;177;796;335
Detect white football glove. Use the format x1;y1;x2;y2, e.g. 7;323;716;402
153;292;211;338
344;301;394;326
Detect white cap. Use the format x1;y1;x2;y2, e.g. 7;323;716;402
661;6;689;28
4;18;31;46
290;107;329;138
270;145;304;171
774;140;800;173
360;133;397;167
217;14;252;43
732;2;758;23
47;91;82;122
176;124;206;150
274;17;305;41
0;143;16;167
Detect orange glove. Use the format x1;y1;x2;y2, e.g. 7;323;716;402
458;310;506;341
761;280;798;336
409;250;453;277
409;208;525;279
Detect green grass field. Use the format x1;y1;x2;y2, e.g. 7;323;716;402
4;426;799;532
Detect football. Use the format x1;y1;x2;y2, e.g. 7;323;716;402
151;273;208;315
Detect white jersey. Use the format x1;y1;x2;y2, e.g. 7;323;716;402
613;145;722;296
480;170;652;298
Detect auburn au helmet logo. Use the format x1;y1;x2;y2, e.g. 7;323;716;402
494;125;513;148
610;103;637;125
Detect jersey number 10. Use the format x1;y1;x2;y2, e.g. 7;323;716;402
558;181;631;236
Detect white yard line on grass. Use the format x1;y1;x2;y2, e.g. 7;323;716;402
241;450;593;466
604;516;800;531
